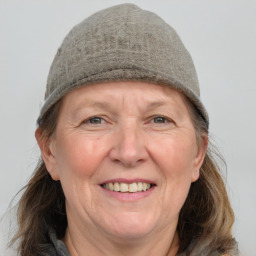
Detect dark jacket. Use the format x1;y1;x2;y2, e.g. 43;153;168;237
44;230;239;256
43;230;69;256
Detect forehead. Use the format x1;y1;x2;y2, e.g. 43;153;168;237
55;82;195;129
60;81;188;110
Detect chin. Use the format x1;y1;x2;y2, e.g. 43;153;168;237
105;212;159;239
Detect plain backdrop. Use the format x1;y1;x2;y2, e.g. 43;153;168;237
0;0;255;255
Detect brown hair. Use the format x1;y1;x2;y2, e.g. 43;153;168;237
10;97;237;256
177;99;237;254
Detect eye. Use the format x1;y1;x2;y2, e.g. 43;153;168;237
84;116;106;124
151;116;171;124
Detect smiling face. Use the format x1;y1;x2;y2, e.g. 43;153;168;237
37;81;207;245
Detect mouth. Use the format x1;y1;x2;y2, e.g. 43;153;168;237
101;182;156;193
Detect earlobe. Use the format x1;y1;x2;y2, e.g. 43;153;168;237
191;134;208;182
35;127;59;181
191;169;200;182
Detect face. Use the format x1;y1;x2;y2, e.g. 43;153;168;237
37;82;207;242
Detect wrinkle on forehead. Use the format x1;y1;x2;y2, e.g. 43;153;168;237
59;81;189;120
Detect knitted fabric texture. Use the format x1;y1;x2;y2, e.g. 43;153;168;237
38;3;209;127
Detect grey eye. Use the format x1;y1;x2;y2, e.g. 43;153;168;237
88;117;104;124
152;116;168;123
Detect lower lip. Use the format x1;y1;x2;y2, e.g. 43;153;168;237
101;186;156;201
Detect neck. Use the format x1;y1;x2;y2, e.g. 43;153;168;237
63;224;179;256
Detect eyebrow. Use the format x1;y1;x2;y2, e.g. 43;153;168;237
144;100;183;118
70;100;174;118
70;101;116;117
90;102;114;109
74;99;166;108
91;100;168;111
144;101;167;111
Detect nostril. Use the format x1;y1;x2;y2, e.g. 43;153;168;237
108;128;148;166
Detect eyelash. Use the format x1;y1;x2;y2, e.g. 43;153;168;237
81;115;174;126
150;116;172;124
83;116;106;125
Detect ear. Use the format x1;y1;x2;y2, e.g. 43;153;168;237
35;127;59;181
191;134;208;182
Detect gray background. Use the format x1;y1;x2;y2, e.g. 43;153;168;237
0;0;255;255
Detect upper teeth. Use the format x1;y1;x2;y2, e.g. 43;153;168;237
103;182;151;193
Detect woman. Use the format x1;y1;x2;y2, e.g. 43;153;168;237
11;4;238;256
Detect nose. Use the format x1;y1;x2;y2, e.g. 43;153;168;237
109;121;148;167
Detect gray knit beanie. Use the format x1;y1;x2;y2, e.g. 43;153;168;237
38;3;209;128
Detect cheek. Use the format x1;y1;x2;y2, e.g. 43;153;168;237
151;135;196;212
55;133;108;179
154;136;196;178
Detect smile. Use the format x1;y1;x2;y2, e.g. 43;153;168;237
101;182;154;193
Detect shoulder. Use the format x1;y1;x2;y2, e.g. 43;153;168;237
41;229;70;256
179;238;240;256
